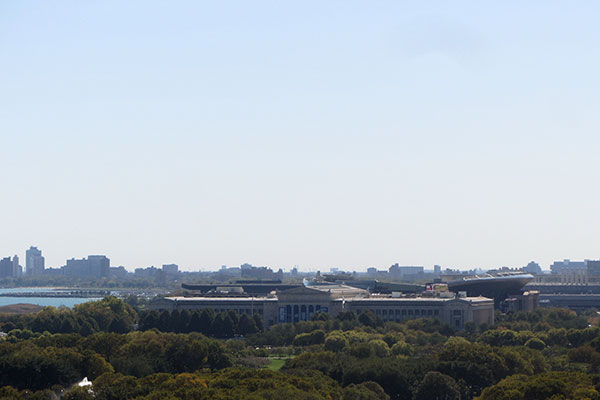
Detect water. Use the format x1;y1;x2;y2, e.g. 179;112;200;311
0;288;101;308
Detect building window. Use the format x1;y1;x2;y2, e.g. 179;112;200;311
382;310;387;315
415;310;420;316
375;310;381;315
433;310;439;316
279;307;285;322
453;310;462;316
427;310;433;316
408;310;413;316
402;309;407;316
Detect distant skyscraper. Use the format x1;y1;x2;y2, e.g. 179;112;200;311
523;261;542;275
12;255;22;277
586;260;600;277
26;246;45;275
0;257;13;278
88;255;110;278
64;255;110;278
162;264;179;274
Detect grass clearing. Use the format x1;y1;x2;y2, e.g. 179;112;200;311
266;357;292;371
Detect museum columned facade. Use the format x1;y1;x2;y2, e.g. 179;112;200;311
150;285;494;330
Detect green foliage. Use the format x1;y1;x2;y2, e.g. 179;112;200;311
4;306;600;400
140;309;264;338
414;371;461;400
525;337;546;350
0;331;231;391
390;341;413;356
478;371;600;400
91;369;344;400
495;308;589;331
368;339;390;357
324;333;348;353
0;297;137;337
342;381;389;400
293;330;326;346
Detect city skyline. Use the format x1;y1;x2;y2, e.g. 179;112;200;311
0;244;597;273
3;2;600;270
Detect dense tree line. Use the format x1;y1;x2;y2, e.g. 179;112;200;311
0;330;231;391
0;297;137;336
138;309;264;337
0;369;390;400
2;301;600;399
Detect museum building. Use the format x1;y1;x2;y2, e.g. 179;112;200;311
149;285;494;330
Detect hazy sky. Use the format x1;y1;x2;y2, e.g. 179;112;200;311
1;1;599;271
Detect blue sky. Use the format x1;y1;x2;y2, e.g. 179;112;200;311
1;1;599;271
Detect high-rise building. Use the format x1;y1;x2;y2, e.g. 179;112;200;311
64;255;109;278
12;255;22;277
162;264;179;274
586;260;600;276
88;255;110;278
389;264;424;280
550;259;585;274
26;246;45;275
0;257;13;278
523;261;542;275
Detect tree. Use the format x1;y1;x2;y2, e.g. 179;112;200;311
169;310;180;333
312;312;330;321
198;309;215;335
337;311;357;321
237;313;259;336
158;311;171;332
176;310;191;333
252;313;264;332
369;340;390;357
391;342;413;356
188;311;202;333
525;338;545;350
109;316;129;334
413;371;460;400
343;381;389;400
212;314;226;338
357;311;376;327
324;334;348;352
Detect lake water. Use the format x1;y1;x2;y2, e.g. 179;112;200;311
0;288;101;308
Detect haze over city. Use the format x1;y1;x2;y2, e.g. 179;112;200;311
2;1;599;271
